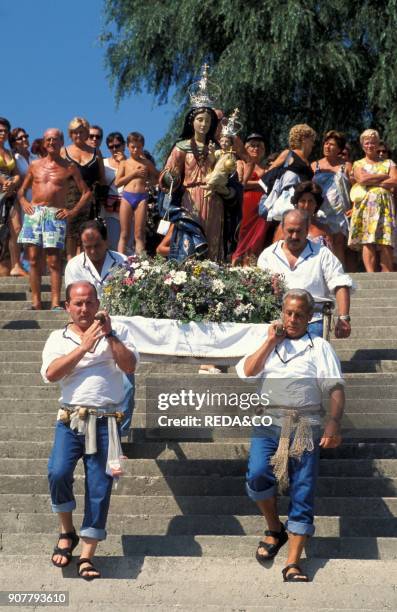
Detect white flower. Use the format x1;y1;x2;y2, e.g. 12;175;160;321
173;271;187;285
124;272;130;278
212;279;225;295
141;261;150;270
233;304;245;316
134;268;145;280
236;293;243;300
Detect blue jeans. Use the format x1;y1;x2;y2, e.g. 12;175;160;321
308;320;323;338
246;425;320;536
48;420;114;540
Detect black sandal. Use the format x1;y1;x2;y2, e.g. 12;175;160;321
282;563;309;582
76;558;101;581
255;523;288;565
51;529;79;568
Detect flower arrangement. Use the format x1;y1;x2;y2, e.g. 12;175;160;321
102;257;284;324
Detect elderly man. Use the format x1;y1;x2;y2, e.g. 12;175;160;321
18;128;91;310
41;281;138;580
257;209;352;338
236;289;345;582
64;219;126;299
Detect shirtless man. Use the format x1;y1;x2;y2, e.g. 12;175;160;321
115;131;158;255
18;128;91;310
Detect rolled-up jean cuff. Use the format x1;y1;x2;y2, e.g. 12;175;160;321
80;527;107;541
51;500;76;513
286;520;315;536
246;481;277;501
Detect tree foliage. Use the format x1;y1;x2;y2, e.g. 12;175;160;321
102;0;397;159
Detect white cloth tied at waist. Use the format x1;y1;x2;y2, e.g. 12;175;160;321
57;406;124;478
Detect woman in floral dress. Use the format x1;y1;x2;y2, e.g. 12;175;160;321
349;129;397;272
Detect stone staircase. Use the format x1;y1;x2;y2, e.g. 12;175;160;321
0;273;397;610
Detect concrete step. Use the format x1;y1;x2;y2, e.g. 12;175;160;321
337;348;397;361
350;272;397;278
349;288;397;298
2;532;397;560
353;279;397;288
3;493;397;518
347;298;397;308
1;440;396;459
341;360;397;373
0;557;396;610
332;339;397;349
2;512;397;537
2;457;397;478
1;557;397;610
2;474;397;497
0;301;53;310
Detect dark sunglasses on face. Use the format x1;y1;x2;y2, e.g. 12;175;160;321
108;143;122;150
15;134;29;142
89;134;101;139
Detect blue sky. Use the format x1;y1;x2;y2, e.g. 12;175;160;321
1;0;174;160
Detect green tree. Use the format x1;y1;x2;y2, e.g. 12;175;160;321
102;0;397;159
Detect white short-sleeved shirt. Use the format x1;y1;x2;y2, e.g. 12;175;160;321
236;334;344;422
64;250;127;299
41;319;139;407
257;240;353;321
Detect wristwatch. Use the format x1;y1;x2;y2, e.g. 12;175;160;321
338;315;351;322
105;330;117;339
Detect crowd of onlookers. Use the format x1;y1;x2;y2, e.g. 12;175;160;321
1;113;396;298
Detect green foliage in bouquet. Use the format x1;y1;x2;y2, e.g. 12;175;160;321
102;256;284;324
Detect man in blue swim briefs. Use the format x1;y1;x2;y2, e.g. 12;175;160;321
114;131;158;255
17;128;91;310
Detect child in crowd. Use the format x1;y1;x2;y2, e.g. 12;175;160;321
115;132;158;255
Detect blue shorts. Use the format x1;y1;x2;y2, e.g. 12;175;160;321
18;206;66;249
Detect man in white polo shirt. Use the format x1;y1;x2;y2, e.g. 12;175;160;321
64;219;127;299
41;281;138;580
257;209;353;338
